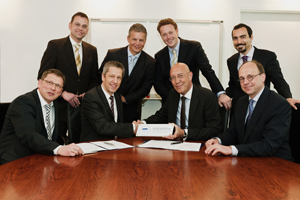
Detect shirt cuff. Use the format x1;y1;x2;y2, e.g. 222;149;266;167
231;145;238;156
53;145;62;155
217;91;226;98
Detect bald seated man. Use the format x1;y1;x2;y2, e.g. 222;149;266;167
205;61;293;161
140;63;222;141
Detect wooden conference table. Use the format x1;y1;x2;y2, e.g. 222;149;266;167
1;137;300;200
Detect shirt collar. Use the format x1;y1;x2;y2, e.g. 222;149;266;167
249;86;265;102
180;84;193;99
127;46;141;59
37;89;53;107
69;35;82;46
168;38;180;53
239;45;254;60
101;85;114;100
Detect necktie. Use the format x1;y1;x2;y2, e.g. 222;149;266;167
74;44;81;75
109;96;115;120
171;49;178;67
242;56;248;63
45;103;53;140
245;99;254;131
181;96;186;129
128;55;137;75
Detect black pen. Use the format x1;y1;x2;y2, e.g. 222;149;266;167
171;142;182;145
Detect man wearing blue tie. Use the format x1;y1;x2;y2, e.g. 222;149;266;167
205;61;293;161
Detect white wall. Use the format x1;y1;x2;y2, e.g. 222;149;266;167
1;0;300;102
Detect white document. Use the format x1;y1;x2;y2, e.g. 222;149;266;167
90;140;134;150
138;140;202;152
76;143;106;154
136;124;174;137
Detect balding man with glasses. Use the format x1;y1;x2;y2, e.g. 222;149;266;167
205;61;293;161
140;63;222;141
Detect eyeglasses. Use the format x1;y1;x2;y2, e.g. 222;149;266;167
169;72;190;81
238;73;262;83
42;79;63;89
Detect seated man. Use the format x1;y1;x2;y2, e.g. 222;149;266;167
81;61;138;141
205;61;293;161
141;63;222;141
0;69;83;165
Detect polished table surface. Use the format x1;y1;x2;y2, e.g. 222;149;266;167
1;137;300;200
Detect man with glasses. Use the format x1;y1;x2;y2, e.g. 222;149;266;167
219;23;300;116
0;69;84;165
205;61;293;161
140;63;222;141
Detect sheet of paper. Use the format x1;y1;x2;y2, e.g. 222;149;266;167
76;143;106;154
90;140;134;150
136;124;174;137
138;140;202;152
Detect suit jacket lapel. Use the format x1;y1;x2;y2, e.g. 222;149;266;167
97;86;114;120
252;46;260;61
64;37;78;75
121;47;129;78
236;96;249;140
33;89;48;139
81;41;90;76
52;100;59;141
129;51;144;78
115;93;124;123
169;92;180;123
178;38;188;62
188;85;199;128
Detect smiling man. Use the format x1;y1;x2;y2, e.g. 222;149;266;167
81;61;138;141
98;23;155;123
205;61;293;161
38;12;99;143
222;23;300;117
142;63;222;141
0;69;84;165
154;18;229;108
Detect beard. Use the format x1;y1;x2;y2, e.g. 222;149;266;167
235;44;247;53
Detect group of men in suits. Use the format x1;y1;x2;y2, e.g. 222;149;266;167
0;12;297;164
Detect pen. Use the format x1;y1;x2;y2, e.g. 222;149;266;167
104;142;115;146
171;142;182;145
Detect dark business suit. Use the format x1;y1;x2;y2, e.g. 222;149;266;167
98;46;156;123
38;36;99;141
154;38;224;104
219;87;293;161
80;86;133;142
226;47;292;115
145;85;222;141
0;89;60;164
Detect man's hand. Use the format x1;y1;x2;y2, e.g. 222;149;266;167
163;123;184;139
205;138;220;148
132;121;139;135
120;95;126;103
287;98;300;110
205;144;232;156
61;91;80;107
57;143;84;156
218;94;232;111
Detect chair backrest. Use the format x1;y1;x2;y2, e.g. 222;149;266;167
0;103;11;132
289;103;300;164
219;106;229;132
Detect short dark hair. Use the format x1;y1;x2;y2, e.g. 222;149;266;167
71;12;89;24
232;23;253;38
157;18;178;34
128;23;147;38
102;61;125;78
240;60;265;74
41;69;66;86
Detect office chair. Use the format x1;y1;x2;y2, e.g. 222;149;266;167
219;106;229;132
289;103;300;164
67;97;82;143
0;103;11;132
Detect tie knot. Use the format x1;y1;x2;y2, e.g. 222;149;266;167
172;49;177;55
249;99;254;104
45;102;53;110
109;96;114;101
242;56;248;63
74;44;80;50
181;96;186;101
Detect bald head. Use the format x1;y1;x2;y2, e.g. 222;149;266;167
169;63;193;95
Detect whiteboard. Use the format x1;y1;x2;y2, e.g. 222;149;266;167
85;19;223;92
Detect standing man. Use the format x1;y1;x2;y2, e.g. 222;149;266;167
205;61;293;161
98;23;156;123
154;18;230;107
81;61;138;142
38;12;99;143
142;63;222;141
0;69;83;165
220;23;300;114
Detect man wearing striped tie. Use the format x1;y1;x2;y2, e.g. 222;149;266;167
0;69;84;165
223;23;300;117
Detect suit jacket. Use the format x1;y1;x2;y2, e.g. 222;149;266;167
80;86;134;142
38;36;99;122
0;89;60;164
154;38;224;103
98;46;156;122
226;47;292;112
145;85;222;140
219;87;293;161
